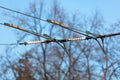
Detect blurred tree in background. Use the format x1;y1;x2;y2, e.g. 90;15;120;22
0;0;120;80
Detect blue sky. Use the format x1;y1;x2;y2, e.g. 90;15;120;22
60;0;120;23
0;0;120;55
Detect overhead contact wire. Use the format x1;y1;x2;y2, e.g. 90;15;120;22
0;6;97;37
0;5;94;37
47;19;95;37
0;31;120;46
2;23;48;39
0;6;46;22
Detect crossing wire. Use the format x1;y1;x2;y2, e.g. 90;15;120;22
0;32;120;45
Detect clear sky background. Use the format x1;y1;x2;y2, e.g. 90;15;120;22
0;0;120;55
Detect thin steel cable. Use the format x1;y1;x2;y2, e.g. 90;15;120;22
86;30;107;54
95;39;106;54
0;43;18;45
0;6;46;22
0;22;4;25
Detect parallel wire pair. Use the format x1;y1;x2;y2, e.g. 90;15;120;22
0;6;120;46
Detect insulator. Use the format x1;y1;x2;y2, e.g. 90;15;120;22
67;37;86;41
